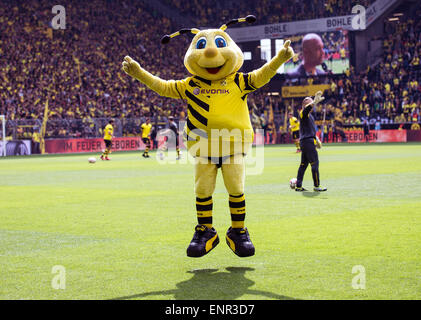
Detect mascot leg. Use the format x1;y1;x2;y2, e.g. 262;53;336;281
221;155;255;257
194;159;217;228
186;158;219;257
221;157;245;228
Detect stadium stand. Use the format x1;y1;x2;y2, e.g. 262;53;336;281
161;0;375;26
0;0;419;143
0;0;188;138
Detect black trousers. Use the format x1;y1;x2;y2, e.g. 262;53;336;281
296;138;320;188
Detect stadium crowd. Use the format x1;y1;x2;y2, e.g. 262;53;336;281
0;0;419;141
0;0;189;138
162;0;374;27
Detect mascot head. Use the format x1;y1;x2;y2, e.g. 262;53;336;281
161;15;256;81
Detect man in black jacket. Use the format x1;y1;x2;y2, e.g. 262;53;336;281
168;116;181;160
295;91;327;192
363;118;370;142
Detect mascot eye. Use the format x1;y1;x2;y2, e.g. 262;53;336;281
196;37;207;49
215;36;227;48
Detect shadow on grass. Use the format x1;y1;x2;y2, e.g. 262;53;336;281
301;191;322;198
110;267;297;300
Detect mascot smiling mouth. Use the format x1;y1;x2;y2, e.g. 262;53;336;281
205;64;225;74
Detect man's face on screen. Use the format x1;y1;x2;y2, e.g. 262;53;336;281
302;37;324;67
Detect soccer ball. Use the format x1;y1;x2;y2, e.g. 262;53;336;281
88;157;96;163
289;178;297;189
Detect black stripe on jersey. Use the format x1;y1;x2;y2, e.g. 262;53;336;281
189;79;201;88
196;196;212;202
241;93;248;101
234;73;241;91
187;119;208;138
185;90;210;112
175;82;183;100
188;104;208;126
194;76;212;86
243;73;257;91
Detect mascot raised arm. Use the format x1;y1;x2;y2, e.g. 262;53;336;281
122;15;294;258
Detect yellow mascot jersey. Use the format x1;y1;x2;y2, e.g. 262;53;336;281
289;117;299;132
175;72;256;157
103;124;113;140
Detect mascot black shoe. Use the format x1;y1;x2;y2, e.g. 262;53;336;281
226;227;255;257
187;225;219;257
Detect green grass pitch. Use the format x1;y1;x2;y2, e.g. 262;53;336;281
1;143;420;300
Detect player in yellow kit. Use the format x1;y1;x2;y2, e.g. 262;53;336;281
100;119;114;160
288;113;300;152
141;118;153;158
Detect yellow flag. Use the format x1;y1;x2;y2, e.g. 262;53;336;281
40;99;49;154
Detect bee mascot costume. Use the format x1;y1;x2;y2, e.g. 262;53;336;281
122;15;294;258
